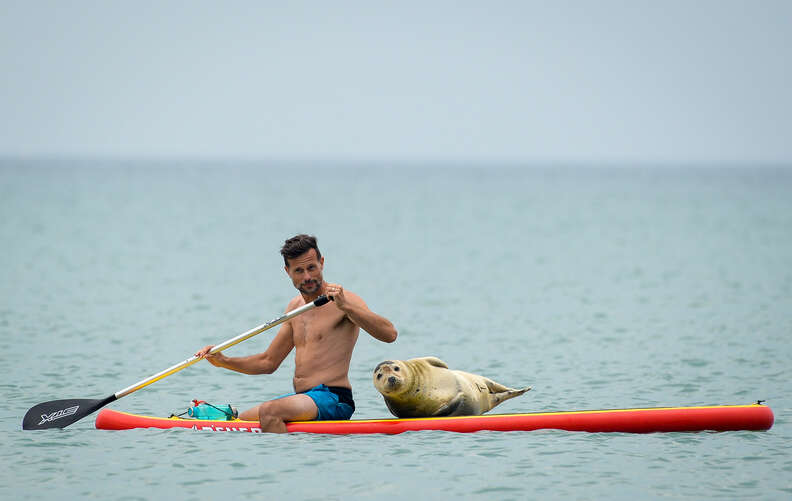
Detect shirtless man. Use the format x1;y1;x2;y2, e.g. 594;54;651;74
195;234;397;432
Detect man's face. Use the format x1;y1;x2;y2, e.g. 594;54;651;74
285;249;324;295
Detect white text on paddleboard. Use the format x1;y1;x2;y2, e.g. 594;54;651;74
39;405;79;425
191;424;263;433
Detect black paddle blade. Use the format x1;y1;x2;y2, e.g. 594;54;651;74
22;395;116;430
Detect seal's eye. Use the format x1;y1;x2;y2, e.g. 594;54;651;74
376;374;382;380
394;366;400;372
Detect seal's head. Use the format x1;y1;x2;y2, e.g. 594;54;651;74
373;360;411;396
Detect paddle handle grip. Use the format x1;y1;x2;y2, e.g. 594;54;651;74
114;295;330;399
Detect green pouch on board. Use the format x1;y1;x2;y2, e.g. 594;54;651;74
187;402;238;420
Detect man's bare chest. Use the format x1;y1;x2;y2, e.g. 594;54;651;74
292;308;353;345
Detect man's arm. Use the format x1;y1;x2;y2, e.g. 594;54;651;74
326;283;397;343
195;321;296;374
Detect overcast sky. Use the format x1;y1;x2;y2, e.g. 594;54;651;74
1;1;790;164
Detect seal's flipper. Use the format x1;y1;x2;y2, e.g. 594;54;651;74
431;393;467;416
383;397;403;418
489;386;532;407
482;378;531;394
409;356;448;369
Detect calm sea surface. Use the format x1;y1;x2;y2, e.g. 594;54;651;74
1;158;790;500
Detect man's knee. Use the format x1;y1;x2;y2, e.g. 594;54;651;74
257;401;275;414
257;402;282;421
258;405;287;433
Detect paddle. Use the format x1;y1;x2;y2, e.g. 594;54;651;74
22;295;330;430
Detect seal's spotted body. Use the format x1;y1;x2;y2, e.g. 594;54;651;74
373;357;531;418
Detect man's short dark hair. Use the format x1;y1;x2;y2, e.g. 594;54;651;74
281;234;322;267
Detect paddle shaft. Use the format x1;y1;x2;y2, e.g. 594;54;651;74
115;295;330;398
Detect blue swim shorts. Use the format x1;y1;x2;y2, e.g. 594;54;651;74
276;384;355;421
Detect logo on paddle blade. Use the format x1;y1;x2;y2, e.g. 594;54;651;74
39;405;80;425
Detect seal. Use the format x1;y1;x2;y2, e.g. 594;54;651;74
373;357;531;418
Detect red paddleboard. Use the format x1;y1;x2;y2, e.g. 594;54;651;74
95;403;774;434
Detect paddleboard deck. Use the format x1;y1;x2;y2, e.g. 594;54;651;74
95;403;773;434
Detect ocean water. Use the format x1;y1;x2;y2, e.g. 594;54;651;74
1;158;790;500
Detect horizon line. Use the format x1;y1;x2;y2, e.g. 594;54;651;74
1;152;791;169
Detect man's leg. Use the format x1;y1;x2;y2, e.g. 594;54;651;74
239;394;318;433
